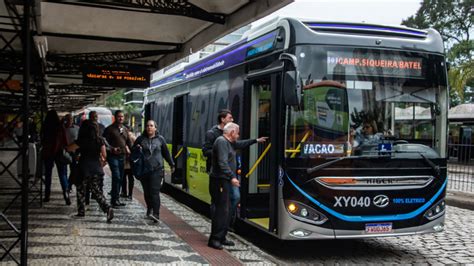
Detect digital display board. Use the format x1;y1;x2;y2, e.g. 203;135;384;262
327;51;424;78
245;31;277;59
83;67;151;88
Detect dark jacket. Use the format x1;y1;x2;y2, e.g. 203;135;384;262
202;124;257;172
134;134;174;171
76;120;105;177
41;125;67;159
211;136;237;181
103;123;131;156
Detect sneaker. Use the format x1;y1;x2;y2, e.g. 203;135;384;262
111;201;126;208
222;239;235;246
207;240;223;250
106;208;114;223
149;214;159;224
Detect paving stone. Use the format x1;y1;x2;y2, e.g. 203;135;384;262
2;148;473;264
0;167;210;265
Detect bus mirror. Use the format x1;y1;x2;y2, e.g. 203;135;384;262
283;71;301;107
279;53;298;68
280;53;302;107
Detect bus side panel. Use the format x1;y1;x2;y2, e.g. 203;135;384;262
228;66;246;125
154;90;176;143
185;71;231;202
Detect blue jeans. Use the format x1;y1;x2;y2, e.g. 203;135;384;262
107;156;124;203
229;183;240;224
44;157;68;197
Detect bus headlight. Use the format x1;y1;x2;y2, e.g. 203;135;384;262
288;203;297;213
424;199;445;220
300;208;308;217
285;200;327;225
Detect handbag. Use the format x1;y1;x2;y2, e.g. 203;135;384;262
57;148;72;165
130;146;151;181
69;161;80;185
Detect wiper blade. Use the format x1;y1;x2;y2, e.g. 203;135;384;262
306;154;390;175
392;150;440;178
419;153;441;178
307;157;345;175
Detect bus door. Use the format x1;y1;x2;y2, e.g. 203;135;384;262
171;94;188;190
242;72;281;233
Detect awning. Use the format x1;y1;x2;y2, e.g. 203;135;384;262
0;0;292;111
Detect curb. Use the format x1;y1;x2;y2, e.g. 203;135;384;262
446;191;474;211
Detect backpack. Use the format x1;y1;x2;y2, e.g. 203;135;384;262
202;126;222;172
130;145;151;181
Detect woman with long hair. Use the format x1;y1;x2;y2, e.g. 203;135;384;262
133;120;175;223
41;110;70;204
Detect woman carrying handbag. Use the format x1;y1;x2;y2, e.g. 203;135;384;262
41;110;70;205
132;120;175;223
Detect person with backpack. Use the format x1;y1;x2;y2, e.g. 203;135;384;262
133;120;175;223
202;109;267;229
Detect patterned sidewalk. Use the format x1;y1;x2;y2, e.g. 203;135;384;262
1;179;207;265
0;155;276;265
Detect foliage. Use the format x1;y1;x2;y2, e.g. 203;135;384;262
105;89;124;108
105;89;140;127
402;0;473;105
123;103;138;115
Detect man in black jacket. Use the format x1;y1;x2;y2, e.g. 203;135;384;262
208;122;241;249
103;110;132;207
202;110;267;231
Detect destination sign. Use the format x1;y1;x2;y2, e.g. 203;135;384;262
83;67;151;88
327;50;424;78
246;30;277;59
301;142;345;156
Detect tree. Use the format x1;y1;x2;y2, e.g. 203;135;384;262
105;89;124;108
402;0;473;105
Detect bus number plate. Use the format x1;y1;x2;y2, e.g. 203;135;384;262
365;223;392;234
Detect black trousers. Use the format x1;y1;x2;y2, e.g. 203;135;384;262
140;170;163;217
209;178;231;243
121;169;135;196
209;174;215;218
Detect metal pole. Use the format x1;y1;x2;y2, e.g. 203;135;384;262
21;0;31;264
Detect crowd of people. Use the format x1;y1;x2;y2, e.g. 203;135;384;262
40;109;174;225
38;107;267;251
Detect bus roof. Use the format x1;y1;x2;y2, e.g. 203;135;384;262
147;17;444;95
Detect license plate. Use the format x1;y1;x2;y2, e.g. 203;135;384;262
365;222;392;234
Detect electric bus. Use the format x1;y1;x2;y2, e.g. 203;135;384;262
144;17;448;239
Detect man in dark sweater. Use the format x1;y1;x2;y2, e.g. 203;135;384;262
202;110;267;231
103;110;132;207
208;122;241;250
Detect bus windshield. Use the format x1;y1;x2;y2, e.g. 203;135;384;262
285;45;447;159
